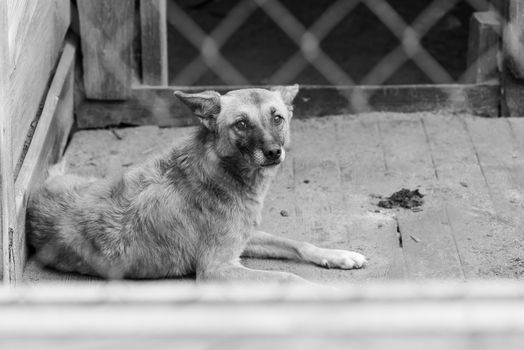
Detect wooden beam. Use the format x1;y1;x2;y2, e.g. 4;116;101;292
505;0;524;79
140;0;168;86
8;38;76;284
7;0;70;175
0;0;15;282
76;83;501;129
1;282;524;348
501;64;524;117
501;0;524;116
466;11;501;83
77;0;135;99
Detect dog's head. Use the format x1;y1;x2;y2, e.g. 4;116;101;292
174;85;299;168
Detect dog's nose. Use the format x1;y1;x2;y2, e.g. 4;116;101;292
264;147;282;161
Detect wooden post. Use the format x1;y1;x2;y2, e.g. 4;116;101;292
505;0;524;79
502;0;524;116
77;0;135;100
0;0;15;283
1;0;71;283
9;38;76;284
466;11;500;83
7;0;70;179
140;0;168;86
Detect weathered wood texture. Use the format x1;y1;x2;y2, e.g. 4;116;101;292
504;0;524;79
466;11;501;83
245;118;402;281
6;0;70;172
77;0;135;99
501;0;524;117
7;40;76;284
334;117;406;279
0;0;14;281
26;113;524;282
501;63;524;117
140;0;168;86
2;282;524;349
76;83;500;128
421;116;494;279
463;117;524;277
378;116;465;279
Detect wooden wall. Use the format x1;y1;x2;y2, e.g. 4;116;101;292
0;0;74;283
7;0;70;172
0;0;13;284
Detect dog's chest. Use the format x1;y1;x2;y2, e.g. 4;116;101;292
240;196;264;228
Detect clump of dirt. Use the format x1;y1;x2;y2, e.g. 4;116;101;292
377;188;424;209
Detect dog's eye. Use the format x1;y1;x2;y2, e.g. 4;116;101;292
235;120;248;130
272;115;284;125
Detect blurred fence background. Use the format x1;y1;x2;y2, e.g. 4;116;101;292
74;0;521;129
166;0;499;87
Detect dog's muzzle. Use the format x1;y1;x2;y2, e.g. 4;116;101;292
261;146;284;166
264;146;281;161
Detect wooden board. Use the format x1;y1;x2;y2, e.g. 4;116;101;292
76;83;500;129
2;282;524;349
31;113;524;283
505;0;524;79
378;115;464;279
466;11;501;83
6;39;76;284
464;117;524;277
77;0;135;99
334;116;406;279
420;115;495;279
7;0;70;173
501;1;524;117
0;0;15;282
140;0;168;86
501;63;524;117
290;120;353;281
258;119;384;281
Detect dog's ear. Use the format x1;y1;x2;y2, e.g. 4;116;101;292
271;84;299;109
174;90;221;129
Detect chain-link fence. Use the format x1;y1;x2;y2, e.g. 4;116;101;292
160;0;502;111
73;0;509;124
165;1;500;82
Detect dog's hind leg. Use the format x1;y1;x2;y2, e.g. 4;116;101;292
242;230;367;269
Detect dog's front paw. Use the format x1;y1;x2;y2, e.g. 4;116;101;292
316;249;367;270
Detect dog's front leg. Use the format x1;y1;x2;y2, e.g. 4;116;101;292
242;230;367;269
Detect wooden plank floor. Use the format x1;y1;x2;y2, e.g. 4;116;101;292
23;114;524;283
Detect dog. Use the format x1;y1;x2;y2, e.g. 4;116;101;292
27;85;367;282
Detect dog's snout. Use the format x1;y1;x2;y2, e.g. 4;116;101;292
264;147;282;161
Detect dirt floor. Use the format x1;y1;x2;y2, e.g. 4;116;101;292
168;0;476;85
24;113;524;283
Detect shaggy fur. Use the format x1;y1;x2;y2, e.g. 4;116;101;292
27;86;367;282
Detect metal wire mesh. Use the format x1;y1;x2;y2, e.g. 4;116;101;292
163;0;503;111
168;1;498;81
76;0;504;113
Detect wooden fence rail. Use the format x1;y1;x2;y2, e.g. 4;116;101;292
1;281;524;349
